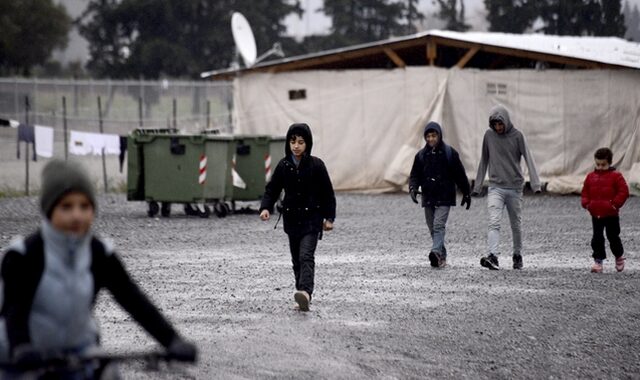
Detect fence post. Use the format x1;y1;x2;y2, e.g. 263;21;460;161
97;96;108;193
63;96;68;160
24;96;30;196
138;96;143;127
173;98;177;129
206;100;211;130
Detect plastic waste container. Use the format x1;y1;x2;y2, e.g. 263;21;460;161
127;129;232;217
226;135;285;202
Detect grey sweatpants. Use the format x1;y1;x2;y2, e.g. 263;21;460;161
487;187;523;256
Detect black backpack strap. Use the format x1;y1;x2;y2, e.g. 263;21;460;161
90;237;108;299
1;231;45;352
2;232;46;315
443;144;453;165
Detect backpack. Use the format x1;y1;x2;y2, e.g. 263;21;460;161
0;232;107;361
0;232;107;317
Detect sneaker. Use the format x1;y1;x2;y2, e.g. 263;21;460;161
428;251;439;268
438;257;447;268
615;256;625;272
480;254;499;270
294;290;310;312
591;261;603;273
513;254;523;270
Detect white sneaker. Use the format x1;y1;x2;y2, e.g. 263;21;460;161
294;290;310;312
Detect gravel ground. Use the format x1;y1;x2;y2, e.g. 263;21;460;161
1;193;639;379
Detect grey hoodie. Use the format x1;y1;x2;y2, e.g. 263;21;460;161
473;105;541;193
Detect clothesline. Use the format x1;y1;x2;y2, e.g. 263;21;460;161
13;122;129;172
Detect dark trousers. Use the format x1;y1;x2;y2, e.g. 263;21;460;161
591;216;624;260
288;232;318;296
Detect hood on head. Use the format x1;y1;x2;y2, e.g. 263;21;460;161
285;123;313;156
488;104;514;133
423;121;443;143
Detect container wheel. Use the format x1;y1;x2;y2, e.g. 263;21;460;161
147;201;159;217
161;202;171;217
184;204;197;216
214;202;228;218
199;205;211;218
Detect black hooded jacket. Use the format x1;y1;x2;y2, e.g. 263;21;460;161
260;123;336;236
409;121;470;207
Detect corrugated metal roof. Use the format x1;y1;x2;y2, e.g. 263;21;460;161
429;30;640;69
202;30;640;78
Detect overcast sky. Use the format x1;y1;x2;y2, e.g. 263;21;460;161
285;0;640;39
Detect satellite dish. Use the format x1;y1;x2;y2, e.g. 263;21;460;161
231;12;257;67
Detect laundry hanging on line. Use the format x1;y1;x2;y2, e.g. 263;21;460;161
119;136;128;173
0;118;19;128
69;130;120;156
34;125;54;158
17;124;37;161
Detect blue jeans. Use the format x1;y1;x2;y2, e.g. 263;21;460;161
424;206;450;257
487;187;522;256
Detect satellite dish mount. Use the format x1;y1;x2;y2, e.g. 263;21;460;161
231;12;284;68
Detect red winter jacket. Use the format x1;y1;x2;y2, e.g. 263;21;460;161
581;168;629;218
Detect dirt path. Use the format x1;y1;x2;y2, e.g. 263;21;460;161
1;193;639;379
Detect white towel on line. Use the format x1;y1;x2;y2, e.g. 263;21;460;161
34;125;54;158
69;130;120;155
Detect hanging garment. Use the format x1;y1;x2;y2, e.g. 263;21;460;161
0;118;19;127
69;131;121;156
119;136;128;173
17;124;37;161
34;125;54;158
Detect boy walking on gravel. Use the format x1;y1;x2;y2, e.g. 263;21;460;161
581;148;629;273
473;105;541;270
0;160;197;375
260;123;336;312
409;121;471;268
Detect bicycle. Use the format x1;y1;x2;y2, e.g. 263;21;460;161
0;349;197;380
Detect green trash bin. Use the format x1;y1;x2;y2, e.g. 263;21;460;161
127;130;233;217
127;128;178;202
226;135;285;202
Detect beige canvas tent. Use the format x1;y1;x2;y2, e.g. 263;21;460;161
207;31;640;194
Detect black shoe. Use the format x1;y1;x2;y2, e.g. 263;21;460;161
513;254;523;270
480;254;499;270
428;251;439;267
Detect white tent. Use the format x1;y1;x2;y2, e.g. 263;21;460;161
233;67;640;194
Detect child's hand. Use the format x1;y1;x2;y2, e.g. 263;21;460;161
260;210;270;221
323;220;333;231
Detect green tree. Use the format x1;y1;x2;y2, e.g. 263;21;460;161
484;0;538;33
537;0;625;37
0;0;71;76
320;0;413;48
625;2;640;40
405;0;426;34
78;0;302;79
598;0;625;36
435;0;470;31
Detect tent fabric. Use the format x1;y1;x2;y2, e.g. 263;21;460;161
232;67;640;193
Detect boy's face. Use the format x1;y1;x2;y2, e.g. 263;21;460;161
492;121;505;134
595;158;610;171
289;136;306;158
425;131;439;147
50;191;95;236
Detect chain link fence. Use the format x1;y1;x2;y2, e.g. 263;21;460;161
0;78;234;195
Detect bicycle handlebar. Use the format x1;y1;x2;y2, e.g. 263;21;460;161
0;350;195;373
